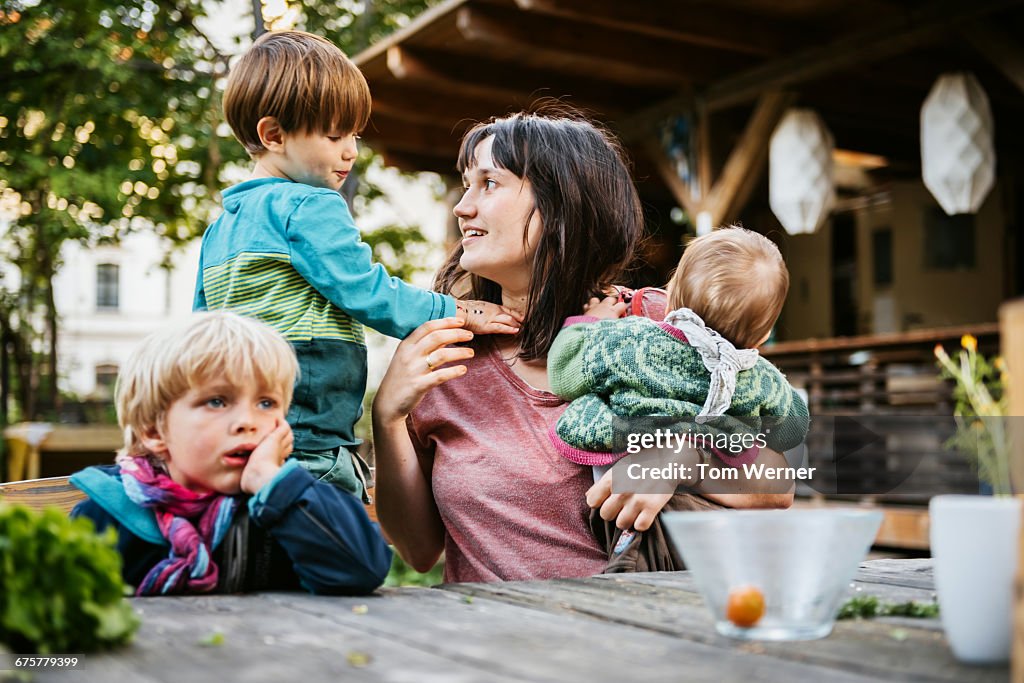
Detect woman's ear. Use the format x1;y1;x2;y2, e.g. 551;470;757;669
256;116;285;152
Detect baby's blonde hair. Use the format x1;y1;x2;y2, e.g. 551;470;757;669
115;312;298;458
667;226;790;349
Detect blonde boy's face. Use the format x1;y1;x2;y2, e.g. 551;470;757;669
141;376;287;494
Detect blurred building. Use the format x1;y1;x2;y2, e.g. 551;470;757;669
53;233;200;400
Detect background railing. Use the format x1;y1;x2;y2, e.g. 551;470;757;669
763;323;1000;505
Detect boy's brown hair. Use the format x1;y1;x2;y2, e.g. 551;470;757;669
667;226;789;349
223;30;371;155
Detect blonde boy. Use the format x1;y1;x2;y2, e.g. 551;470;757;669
71;312;391;595
195;31;518;499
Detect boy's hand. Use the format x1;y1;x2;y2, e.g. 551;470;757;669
583;295;627;320
456;300;522;335
240;421;293;495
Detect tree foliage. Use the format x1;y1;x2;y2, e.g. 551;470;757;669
0;0;437;422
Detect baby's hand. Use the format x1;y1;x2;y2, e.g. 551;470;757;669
583;295;627;320
240;421;293;495
456;299;522;335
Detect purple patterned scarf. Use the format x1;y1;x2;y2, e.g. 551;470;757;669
118;455;237;595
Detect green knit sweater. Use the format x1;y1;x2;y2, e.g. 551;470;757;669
547;316;810;464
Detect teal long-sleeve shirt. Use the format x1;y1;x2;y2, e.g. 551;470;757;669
194;177;455;451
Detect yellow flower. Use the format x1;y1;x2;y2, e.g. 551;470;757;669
994;357;1005;372
961;334;977;353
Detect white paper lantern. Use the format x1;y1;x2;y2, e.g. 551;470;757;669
769;109;835;235
921;72;995;215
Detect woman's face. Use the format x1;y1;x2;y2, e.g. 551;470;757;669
453;136;542;295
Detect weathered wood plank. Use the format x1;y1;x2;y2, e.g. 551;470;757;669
38;592;527;683
25;560;1004;683
274;588;894;683
40;586;888;683
438;564;998;683
0;476;85;514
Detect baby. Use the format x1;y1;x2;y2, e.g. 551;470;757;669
548;226;809;480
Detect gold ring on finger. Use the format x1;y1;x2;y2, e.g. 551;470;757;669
426;353;436;370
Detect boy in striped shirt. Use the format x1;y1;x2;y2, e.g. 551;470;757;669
194;31;518;501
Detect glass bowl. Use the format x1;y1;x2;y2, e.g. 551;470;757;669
662;509;882;641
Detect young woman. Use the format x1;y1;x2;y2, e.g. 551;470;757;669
372;111;793;583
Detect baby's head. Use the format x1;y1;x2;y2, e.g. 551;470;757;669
223;30;371;156
666;226;789;349
116;312;298;490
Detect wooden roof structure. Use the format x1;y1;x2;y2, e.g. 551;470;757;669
353;0;1024;227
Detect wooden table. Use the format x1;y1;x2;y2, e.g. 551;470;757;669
30;559;1007;682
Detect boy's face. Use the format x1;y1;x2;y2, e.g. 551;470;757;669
142;377;287;494
265;125;359;191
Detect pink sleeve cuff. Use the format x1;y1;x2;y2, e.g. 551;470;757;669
548;425;625;466
562;315;601;328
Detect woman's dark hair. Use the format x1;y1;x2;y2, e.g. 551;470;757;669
435;109;644;360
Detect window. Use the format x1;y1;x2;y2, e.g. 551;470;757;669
94;363;119;398
96;263;119;310
924;209;975;271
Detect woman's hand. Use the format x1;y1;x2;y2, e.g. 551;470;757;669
374;317;476;424
583;295;627;320
586;469;673;531
584;446;794;530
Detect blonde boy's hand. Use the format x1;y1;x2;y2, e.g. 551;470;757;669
583;295;627;320
240;421;294;495
456;299;522;335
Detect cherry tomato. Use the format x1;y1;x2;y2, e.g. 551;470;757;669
726;585;765;627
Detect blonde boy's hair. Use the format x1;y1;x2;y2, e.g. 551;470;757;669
223;30;371;155
667;226;790;349
115;312;298;458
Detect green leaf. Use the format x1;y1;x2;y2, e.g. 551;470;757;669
0;503;139;653
837;594;939;620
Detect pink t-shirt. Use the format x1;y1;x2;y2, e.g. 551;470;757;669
408;336;607;583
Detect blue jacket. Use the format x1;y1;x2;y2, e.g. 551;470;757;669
70;461;392;595
194;177;456;451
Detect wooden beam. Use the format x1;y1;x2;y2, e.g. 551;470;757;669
512;0;783;57
376;148;457;176
365;113;463;158
623;0;1023;135
387;46;527;104
370;81;517;128
1002;299;1024;682
352;0;468;65
965;21;1024;94
696;101;712;201
455;5;752;88
700;91;796;226
642;140;699;219
703;0;1024;111
384;46;649;117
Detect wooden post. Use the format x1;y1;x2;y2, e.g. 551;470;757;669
1000;298;1024;682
